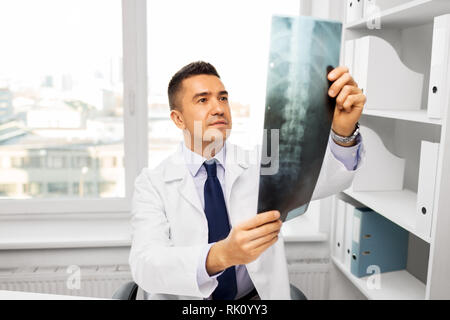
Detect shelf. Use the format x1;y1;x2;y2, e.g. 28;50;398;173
332;256;426;300
362;109;442;125
345;0;450;30
343;188;431;243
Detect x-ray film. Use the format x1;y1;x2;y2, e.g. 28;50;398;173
257;15;342;222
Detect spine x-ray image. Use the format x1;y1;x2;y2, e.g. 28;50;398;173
258;15;342;222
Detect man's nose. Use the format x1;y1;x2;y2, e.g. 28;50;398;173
210;98;225;115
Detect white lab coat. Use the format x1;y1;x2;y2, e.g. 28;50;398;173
129;141;362;299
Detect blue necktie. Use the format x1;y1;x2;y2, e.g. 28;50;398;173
203;160;237;300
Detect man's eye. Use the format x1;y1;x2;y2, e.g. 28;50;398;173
220;96;228;101
198;98;207;103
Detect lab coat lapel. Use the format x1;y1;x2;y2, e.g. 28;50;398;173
224;142;249;215
178;173;204;217
163;146;204;217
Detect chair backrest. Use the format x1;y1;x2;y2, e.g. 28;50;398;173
290;284;308;300
113;281;307;300
112;281;138;300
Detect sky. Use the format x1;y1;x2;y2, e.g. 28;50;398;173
0;0;122;82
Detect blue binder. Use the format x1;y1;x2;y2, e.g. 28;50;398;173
351;207;409;278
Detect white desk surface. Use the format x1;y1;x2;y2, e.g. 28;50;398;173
0;290;110;300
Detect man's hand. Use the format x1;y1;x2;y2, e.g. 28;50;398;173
328;66;366;146
206;210;282;276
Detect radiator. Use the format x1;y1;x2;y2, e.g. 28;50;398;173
0;265;132;299
0;262;329;300
287;259;330;300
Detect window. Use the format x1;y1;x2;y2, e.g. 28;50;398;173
146;0;301;168
24;156;43;169
0;184;16;196
47;182;69;195
23;182;43;196
0;0;125;200
71;156;92;169
1;1;321;223
47;156;66;169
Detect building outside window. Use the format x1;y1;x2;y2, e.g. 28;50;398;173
0;0;124;200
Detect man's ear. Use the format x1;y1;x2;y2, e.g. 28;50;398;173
170;109;185;129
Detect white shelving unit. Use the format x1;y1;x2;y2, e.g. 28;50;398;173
331;0;450;300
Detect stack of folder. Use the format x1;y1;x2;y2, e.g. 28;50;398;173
333;199;409;278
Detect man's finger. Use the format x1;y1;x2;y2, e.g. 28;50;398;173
247;230;280;249
327;66;349;81
336;85;357;107
342;94;357;112
239;210;280;230
253;234;279;255
328;73;356;98
245;219;282;240
343;93;366;111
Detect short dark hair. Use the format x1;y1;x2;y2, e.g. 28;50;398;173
168;61;220;111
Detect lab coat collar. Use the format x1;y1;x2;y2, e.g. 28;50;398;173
162;140;249;182
182;142;226;177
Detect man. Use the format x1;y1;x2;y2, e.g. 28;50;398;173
129;61;365;300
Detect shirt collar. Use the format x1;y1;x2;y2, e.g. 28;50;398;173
182;142;226;177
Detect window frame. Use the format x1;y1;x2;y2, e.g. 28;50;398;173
0;0;148;217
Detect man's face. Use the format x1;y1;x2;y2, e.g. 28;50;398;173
172;74;232;149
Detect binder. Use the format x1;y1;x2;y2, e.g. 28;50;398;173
416;141;440;240
428;14;450;119
344;40;355;75
333;199;346;263
344;203;356;270
353;36;423;110
351;208;409;278
346;0;364;23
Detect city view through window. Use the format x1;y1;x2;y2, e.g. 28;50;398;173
0;0;300;200
0;0;124;199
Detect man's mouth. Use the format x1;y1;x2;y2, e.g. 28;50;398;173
209;120;228;126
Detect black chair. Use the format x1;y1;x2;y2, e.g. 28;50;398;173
113;281;307;300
